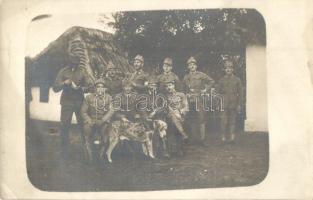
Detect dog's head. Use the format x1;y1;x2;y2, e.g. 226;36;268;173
153;120;168;138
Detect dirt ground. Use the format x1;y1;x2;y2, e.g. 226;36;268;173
26;119;269;191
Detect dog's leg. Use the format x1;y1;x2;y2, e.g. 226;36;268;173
146;140;155;159
161;137;170;158
106;137;119;163
142;143;148;156
99;131;109;160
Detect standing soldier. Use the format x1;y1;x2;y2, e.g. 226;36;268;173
165;78;189;156
81;79;115;163
53;53;93;160
183;56;215;146
128;54;149;94
103;61;123;96
217;60;243;143
157;57;182;94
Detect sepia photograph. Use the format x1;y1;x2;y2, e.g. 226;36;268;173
2;0;313;199
24;9;268;191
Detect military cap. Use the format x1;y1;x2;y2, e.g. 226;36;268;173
134;54;144;63
187;56;197;64
163;57;173;66
94;78;106;87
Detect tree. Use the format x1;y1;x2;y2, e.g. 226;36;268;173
103;9;265;78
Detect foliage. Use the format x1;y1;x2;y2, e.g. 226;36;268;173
107;9;265;77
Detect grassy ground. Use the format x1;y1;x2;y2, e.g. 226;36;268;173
26;119;269;191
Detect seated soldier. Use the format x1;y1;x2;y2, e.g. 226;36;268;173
139;76;170;158
113;78;139;122
112;78;148;156
164;78;189;156
81;79;115;164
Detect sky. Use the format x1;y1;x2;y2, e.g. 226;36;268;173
26;13;115;58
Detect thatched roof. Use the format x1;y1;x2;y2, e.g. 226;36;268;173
27;26;133;87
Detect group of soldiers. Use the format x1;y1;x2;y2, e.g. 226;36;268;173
53;51;243;161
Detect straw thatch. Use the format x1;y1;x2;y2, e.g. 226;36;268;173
27;26;133;88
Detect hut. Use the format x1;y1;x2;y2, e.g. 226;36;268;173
26;26;133;121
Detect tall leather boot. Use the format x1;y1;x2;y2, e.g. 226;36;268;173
199;123;207;147
161;137;170;158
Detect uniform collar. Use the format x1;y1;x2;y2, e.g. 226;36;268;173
168;90;177;95
163;71;172;76
135;69;144;75
95;94;105;98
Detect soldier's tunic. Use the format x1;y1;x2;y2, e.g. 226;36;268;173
138;89;166;118
157;72;182;93
183;71;215;141
128;70;149;93
81;93;115;162
216;74;243;136
53;66;93;157
113;91;139;121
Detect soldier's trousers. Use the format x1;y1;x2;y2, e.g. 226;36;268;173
60;105;83;159
220;108;237;136
168;112;188;139
188;102;207;141
83;122;108;163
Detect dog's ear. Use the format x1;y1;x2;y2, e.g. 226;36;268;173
161;120;168;130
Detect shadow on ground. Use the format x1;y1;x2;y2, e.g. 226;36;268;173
26;119;269;191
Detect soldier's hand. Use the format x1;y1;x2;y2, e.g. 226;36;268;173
211;88;216;93
71;82;81;90
181;110;187;118
63;79;72;86
148;111;156;119
131;81;137;87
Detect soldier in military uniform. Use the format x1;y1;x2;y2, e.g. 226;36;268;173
139;76;170;158
139;76;166;119
128;55;149;93
113;78;139;122
183;56;215;146
164;78;189;156
53;53;93;160
157;57;182;94
103;61;123;96
216;60;243;143
81;79;115;163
